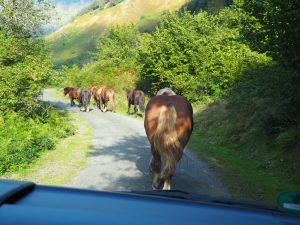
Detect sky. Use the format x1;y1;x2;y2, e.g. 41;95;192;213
44;0;92;33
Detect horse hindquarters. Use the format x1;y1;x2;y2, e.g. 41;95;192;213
152;105;182;190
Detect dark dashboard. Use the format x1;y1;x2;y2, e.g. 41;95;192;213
1;179;299;225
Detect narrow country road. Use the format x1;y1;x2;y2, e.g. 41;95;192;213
43;89;230;197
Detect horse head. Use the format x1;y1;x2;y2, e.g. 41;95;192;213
63;87;71;96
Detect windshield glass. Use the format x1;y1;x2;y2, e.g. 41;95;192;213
0;0;299;208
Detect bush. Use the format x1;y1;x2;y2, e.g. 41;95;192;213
0;108;75;173
137;9;270;101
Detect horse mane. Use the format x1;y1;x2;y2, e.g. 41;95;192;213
156;88;176;96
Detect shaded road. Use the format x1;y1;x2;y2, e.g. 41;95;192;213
43;89;229;197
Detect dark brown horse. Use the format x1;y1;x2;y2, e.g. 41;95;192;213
78;89;91;112
97;87;116;112
126;89;145;116
63;87;81;106
144;92;193;190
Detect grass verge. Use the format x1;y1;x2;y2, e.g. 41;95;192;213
1;112;93;186
189;103;300;204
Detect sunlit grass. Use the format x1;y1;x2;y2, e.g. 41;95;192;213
1;113;93;186
47;0;188;66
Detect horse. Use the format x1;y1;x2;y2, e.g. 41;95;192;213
63;87;80;106
126;89;145;117
91;86;100;108
97;87;116;112
156;87;176;96
78;89;91;112
144;90;193;190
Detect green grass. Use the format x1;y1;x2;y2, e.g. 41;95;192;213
189;102;300;204
47;0;188;67
1;112;93;186
49;32;99;67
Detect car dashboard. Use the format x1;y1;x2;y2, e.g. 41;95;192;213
0;179;299;225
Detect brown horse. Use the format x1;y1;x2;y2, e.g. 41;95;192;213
126;89;145;116
78;89;91;112
144;92;193;190
91;86;99;108
97;87;116;112
63;87;81;106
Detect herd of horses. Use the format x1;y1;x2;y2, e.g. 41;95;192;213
63;86;193;190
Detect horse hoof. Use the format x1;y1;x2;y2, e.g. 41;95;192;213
149;166;153;173
152;184;158;190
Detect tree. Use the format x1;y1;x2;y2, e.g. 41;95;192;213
96;25;140;69
138;10;269;101
0;0;52;38
0;0;53;116
239;0;300;71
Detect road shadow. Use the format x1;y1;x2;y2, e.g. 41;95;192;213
85;134;229;197
87;134;152;191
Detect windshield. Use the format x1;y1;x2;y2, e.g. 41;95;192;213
0;0;299;209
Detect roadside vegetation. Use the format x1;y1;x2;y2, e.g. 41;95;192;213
0;0;298;204
0;1;75;175
61;0;300;203
1;113;93;186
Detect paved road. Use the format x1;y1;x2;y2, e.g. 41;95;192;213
43;89;230;197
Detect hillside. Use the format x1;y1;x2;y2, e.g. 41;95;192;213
47;0;188;67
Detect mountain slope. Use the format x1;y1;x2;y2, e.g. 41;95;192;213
47;0;188;67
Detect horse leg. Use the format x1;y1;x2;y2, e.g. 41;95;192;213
138;96;145;117
99;99;103;112
103;102;107;112
152;154;162;190
162;177;172;190
127;102;131;114
151;147;162;190
134;104;138;117
149;156;155;172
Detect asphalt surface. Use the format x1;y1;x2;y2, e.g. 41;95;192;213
43;89;230;198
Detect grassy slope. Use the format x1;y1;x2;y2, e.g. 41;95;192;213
47;0;188;67
189;101;300;204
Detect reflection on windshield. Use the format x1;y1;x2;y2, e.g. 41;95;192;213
0;0;299;207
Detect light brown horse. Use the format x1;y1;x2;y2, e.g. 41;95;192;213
97;87;116;112
63;87;81;106
91;86;99;108
144;91;193;190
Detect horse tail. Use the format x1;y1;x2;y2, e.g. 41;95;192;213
153;104;182;180
139;94;145;113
